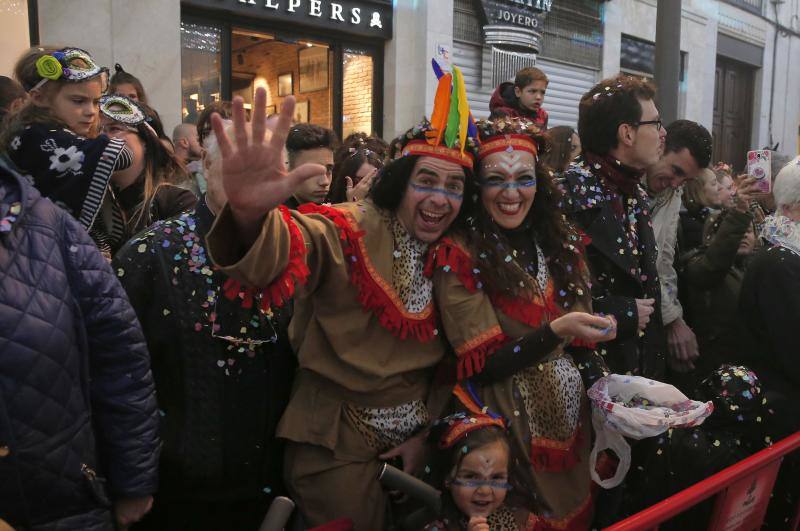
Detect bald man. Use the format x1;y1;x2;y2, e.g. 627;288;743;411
173;123;202;166
173;123;204;195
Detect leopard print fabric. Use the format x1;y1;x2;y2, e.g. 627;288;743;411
390;217;432;313
344;399;430;451
512;356;583;441
457;505;519;530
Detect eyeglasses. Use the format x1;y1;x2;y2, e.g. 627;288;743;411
451;478;513;490
634;119;663;131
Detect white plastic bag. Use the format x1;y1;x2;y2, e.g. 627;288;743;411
587;374;714;489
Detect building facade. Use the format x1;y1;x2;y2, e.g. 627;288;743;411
2;0;798;167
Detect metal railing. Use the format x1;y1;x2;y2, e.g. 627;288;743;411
605;431;800;531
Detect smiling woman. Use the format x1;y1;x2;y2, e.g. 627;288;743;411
427;117;616;530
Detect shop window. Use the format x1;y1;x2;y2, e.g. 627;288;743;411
539;0;603;69
342;49;374;138
181;21;222;123
620;34;687;82
229;28;332;129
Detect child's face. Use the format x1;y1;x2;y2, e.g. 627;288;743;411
449;440;510;518
514;80;547;112
49;79;104;137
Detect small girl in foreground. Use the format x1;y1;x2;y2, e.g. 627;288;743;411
426;405;531;531
2;46;133;255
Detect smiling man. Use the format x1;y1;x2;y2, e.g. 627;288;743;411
206;86;477;528
642;120;712;378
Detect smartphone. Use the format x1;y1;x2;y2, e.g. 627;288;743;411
746;150;772;193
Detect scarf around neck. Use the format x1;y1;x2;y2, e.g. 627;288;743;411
761;214;800;257
585;152;645;196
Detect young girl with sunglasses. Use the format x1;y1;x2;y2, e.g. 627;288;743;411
425;392;531;531
2;47;134;255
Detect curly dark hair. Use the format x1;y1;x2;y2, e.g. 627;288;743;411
664;119;712;169
370;120;479;220
578;74;657;156
328;132;388;203
458;119;589;308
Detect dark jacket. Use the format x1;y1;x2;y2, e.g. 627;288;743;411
678;205;713;256
115;175;197;238
559;160;667;379
0;157;159;530
111;198;296;502
682;210;754;373
488;82;549;131
738;243;800;433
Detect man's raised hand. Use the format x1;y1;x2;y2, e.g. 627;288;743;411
210;88;325;237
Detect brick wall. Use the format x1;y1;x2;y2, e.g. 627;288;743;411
235;36;332;129
342;53;374;138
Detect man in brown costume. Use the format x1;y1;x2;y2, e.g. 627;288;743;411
206;86;478;529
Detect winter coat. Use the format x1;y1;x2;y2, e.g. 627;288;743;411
560;160;667;379
488;82;549;131
111;198;296;502
738;243;800;433
0;157;159;530
682;210;754;374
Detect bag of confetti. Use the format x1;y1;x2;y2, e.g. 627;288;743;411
587;374;714;488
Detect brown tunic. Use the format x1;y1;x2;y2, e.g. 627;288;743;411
207;200;447;529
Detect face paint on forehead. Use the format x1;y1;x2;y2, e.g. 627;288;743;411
480;152;536;175
409;183;464;200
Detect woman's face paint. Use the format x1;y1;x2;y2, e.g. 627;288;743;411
479;149;537;230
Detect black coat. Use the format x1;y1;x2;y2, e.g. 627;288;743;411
0;157;159;530
560;161;667;379
111;198;296;502
682;210;754;373
738;243;800;433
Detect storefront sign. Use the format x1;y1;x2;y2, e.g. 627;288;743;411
183;0;392;39
481;0;552;30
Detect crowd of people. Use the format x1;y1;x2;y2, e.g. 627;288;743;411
0;45;798;531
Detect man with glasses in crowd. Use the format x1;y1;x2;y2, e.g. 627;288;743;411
559;74;668;381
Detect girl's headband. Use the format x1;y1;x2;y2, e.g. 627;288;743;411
436;382;507;449
32;48;107;91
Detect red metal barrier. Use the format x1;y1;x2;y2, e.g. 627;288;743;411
604;431;800;531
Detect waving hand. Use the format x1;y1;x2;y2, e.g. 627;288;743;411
210;88;325;241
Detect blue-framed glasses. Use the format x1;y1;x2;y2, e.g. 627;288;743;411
451;478;513;490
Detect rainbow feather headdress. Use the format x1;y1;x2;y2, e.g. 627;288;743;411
399;59;480;169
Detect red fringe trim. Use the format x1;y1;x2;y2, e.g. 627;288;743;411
570;337;597;349
222;206;309;311
529;423;584;473
298;203;438;342
456;329;509;380
423;237;480;292
492;291;562;330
